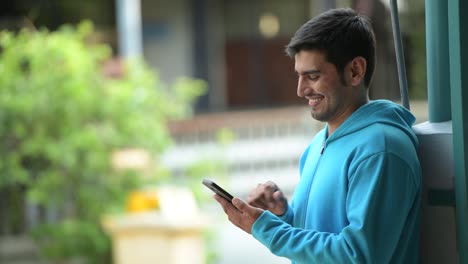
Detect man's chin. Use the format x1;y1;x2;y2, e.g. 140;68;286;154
311;111;326;122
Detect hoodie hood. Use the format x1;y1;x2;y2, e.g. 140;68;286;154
326;99;418;147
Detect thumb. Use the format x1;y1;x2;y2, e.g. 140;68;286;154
232;197;258;216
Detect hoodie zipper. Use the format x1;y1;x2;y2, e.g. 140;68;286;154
320;141;326;155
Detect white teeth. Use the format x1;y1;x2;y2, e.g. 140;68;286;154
307;97;323;104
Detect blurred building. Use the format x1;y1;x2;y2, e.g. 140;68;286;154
136;0;313;111
134;0;401;111
1;0;403;112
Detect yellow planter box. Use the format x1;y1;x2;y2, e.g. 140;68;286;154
102;186;208;264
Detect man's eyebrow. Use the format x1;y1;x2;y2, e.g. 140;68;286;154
296;69;321;75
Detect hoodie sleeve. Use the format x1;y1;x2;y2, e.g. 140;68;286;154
251;152;420;263
277;202;294;224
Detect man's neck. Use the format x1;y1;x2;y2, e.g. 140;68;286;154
327;97;369;136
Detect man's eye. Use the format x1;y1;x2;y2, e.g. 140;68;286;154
308;74;319;81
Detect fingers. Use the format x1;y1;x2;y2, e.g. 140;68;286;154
214;195;264;234
215;195;258;218
214;194;239;214
247;181;285;208
232;197;255;217
233;198;264;223
247;182;270;207
273;190;287;204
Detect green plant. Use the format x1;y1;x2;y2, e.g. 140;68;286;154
404;0;427;99
0;21;205;263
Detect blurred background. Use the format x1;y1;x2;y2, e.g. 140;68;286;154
0;0;427;263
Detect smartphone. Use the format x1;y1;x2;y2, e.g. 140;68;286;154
202;179;234;203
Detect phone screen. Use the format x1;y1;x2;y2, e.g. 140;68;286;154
202;179;234;203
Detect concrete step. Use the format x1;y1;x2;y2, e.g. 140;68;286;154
0;236;40;264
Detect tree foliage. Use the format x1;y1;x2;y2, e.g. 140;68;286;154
0;21;205;262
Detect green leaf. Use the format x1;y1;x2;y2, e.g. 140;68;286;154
1;20;206;262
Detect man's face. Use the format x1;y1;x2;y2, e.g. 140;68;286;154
294;50;355;128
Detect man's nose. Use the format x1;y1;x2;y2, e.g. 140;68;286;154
297;76;306;97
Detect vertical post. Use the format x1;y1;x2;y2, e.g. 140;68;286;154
25;202;39;231
448;0;468;262
116;0;143;58
425;0;451;122
390;0;410;110
309;0;336;17
322;0;336;10
192;0;210;111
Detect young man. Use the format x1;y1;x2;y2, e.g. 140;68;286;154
214;8;421;263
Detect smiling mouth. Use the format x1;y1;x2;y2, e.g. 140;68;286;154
305;95;324;107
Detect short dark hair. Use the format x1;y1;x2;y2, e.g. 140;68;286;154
286;8;376;88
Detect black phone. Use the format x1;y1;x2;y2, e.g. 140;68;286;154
202;179;234;203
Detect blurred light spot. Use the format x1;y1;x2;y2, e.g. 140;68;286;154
259;13;280;38
112;148;150;171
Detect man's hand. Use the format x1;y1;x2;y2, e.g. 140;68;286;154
214;195;264;234
247;181;288;216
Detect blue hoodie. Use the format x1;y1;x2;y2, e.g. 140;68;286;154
251;100;421;263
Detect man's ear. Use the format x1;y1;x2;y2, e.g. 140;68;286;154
347;56;367;87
